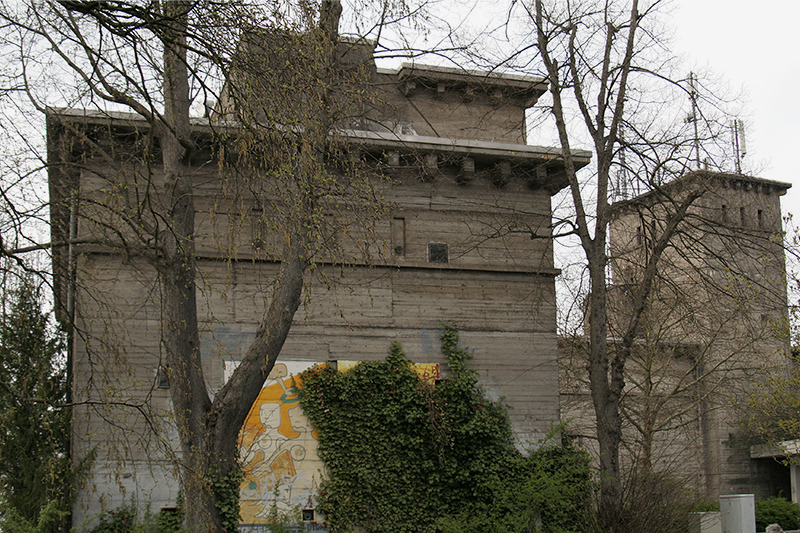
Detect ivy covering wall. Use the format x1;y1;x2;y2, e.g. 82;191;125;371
298;325;593;533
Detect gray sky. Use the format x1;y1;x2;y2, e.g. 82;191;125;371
441;0;800;217
671;0;800;216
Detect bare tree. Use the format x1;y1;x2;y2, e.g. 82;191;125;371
740;225;800;459
525;1;692;527
561;168;790;506
500;1;787;529
0;0;423;530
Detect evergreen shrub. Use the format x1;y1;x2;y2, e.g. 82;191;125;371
756;497;800;531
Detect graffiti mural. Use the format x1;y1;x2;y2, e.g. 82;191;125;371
227;361;323;524
227;358;440;526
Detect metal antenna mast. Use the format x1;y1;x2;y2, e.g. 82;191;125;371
688;72;701;169
616;125;628;200
733;119;746;174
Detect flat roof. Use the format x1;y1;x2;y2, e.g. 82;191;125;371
342;129;591;164
393;63;547;90
47;107;591;173
611;169;791;214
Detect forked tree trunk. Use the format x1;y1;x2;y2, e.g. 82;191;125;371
159;2;224;529
531;1;641;529
156;2;342;530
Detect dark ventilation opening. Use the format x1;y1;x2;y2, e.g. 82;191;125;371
157;366;170;389
428;243;449;263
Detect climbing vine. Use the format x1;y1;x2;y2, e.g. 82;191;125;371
208;469;244;533
299;324;593;533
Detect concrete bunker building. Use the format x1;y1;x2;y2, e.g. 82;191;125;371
48;34;794;526
560;170;793;502
47;39;589;525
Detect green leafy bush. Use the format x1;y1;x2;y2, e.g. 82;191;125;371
756;497;800;531
299;342;446;532
0;501;69;533
89;507;137;533
299;325;593;533
437;433;593;533
87;505;184;533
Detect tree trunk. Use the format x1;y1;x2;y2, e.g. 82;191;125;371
153;2;342;530
160;2;340;530
641;414;654;473
586;247;624;532
158;2;222;530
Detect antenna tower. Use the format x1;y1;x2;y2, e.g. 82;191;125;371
732;119;746;174
687;72;701;170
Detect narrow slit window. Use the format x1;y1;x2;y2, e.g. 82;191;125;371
428;243;449;263
391;217;406;255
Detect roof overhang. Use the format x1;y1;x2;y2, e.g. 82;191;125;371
391;63;548;108
751;440;800;459
610;169;792;217
47;108;591;195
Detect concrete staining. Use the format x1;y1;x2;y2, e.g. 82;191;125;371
48;40;586;527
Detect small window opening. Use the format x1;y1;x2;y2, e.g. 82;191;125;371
636;226;643;246
428;243;449;263
721;204;728;223
757;209;764;228
740;207;746;227
157;366;170;389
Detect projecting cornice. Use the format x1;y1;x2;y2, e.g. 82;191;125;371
342;129;585;161
342;129;590;194
389;63;548;108
47;108;591;195
609;169;792;216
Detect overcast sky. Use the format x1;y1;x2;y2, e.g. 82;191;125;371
671;0;800;216
437;0;800;217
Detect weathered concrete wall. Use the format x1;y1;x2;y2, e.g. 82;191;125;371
68;164;561;525
562;172;792;502
375;70;531;144
51;47;573;525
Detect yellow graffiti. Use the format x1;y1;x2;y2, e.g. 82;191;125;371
239;363;321;523
238;360;440;524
